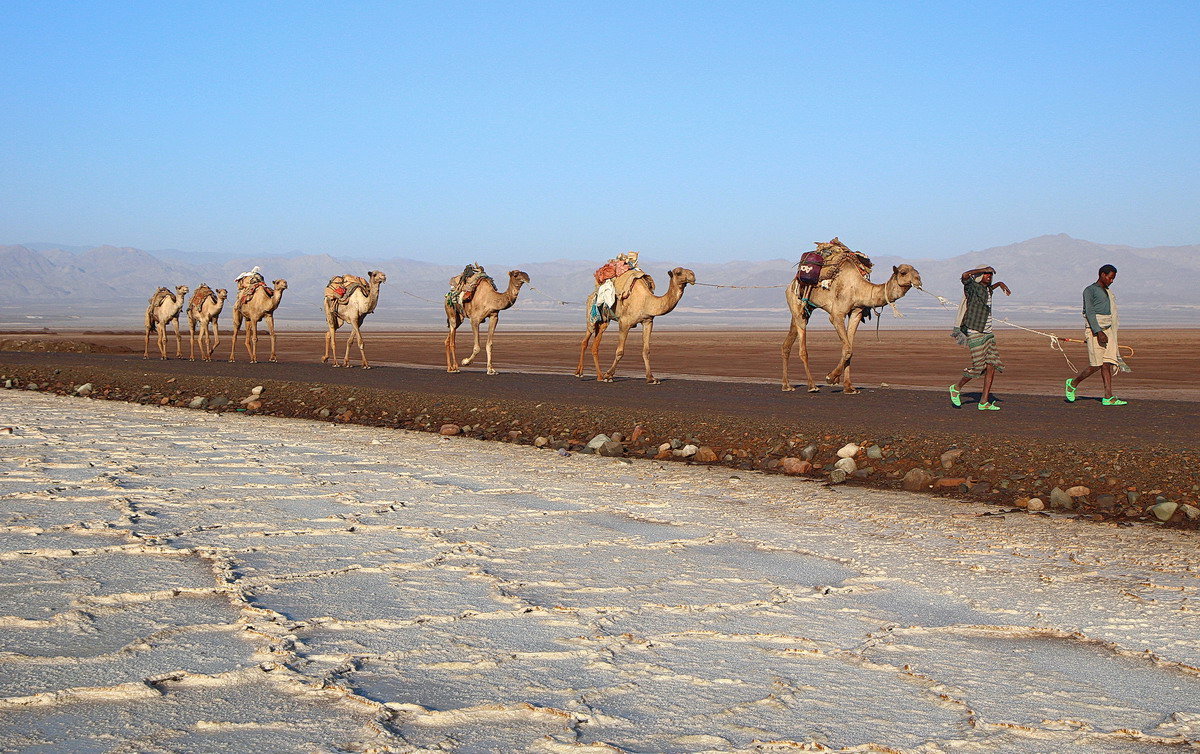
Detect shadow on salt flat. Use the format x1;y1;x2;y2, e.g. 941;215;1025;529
847;581;1010;628
0;594;238;660
480;540;859;611
450;510;712;551
867;627;1200;736
229;527;448;576
249;568;511;623
0;623;258;698
0;674;398;752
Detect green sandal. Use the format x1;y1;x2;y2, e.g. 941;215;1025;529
1102;396;1128;406
978;401;1000;411
1064;378;1077;403
949;384;962;407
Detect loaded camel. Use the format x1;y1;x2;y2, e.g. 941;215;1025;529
143;285;189;360
782;258;922;394
445;270;530;374
575;267;696;384
322;270;387;368
187;285;227;362
229;278;288;363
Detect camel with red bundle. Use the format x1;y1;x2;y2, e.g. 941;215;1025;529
782;240;922;394
143;285;189;360
228;277;288;363
187;285;227;362
445;269;530;374
322;270;387;368
575;266;696;384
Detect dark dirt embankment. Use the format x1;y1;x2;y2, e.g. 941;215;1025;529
1;351;1197;530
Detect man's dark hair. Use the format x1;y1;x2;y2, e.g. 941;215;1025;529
1099;264;1117;276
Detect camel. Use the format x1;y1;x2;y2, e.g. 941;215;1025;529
143;285;189;360
574;267;696;384
228;278;288;363
187;285;227;362
781;262;922;394
322;270;387;368
444;270;530;374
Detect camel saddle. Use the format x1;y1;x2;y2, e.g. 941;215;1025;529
446;264;491;311
237;281;273;308
148;287;177;308
326;274;368;304
613;268;650;300
190;284;217;310
798;238;873;286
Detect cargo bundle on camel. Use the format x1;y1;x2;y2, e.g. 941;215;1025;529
782;238;923;394
575;252;697;384
444;263;530;374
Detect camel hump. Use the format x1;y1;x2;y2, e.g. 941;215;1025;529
342;274;368;288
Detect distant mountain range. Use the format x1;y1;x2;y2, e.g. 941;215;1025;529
2;234;1196;329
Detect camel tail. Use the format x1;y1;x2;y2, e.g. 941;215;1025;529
145;305;156;332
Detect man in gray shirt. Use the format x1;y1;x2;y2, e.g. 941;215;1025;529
1065;264;1126;405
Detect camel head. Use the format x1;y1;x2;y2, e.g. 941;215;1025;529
176;285;190;295
273;279;288;290
509;270;530;285
215;288;228;302
368;270;387;284
890;264;922;290
669;267;697;287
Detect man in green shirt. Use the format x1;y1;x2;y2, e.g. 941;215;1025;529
1065;264;1126;405
949;265;1011;410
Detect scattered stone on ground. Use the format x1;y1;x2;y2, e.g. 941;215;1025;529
940;448;965;469
2;359;1197;530
902;468;934;492
439;423;462;436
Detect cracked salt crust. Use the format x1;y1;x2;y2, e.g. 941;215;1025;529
0;390;1197;752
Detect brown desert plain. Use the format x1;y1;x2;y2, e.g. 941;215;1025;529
3;327;1199;528
4;327;1196;400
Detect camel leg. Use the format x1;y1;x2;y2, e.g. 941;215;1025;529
445;314;461;373
640;319;660;384
781;317;798;391
209;318;220;361
797;314;818;392
323;316;337;365
603;323;633;382
144;322;152;359
245;318;257;363
839;310;865;393
591;322;610;381
157;323;168;360
484;314;498;374
344;320;368;368
266;314;278;362
825;311;861;394
356;322;370;368
574;327;593;377
228;314;241;362
172;317;183;359
188;317;197;361
461;317;483;367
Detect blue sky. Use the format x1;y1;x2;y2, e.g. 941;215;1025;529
2;1;1197;264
